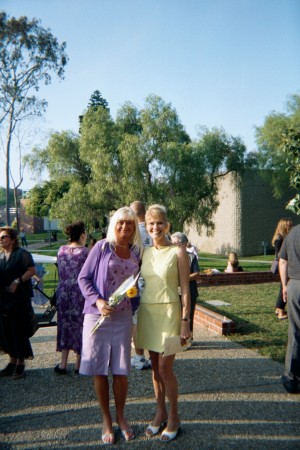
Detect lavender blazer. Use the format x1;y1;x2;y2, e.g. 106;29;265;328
78;239;140;315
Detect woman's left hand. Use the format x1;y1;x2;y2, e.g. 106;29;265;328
7;281;18;294
180;321;191;345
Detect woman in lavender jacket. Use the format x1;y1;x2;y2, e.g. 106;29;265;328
78;207;142;445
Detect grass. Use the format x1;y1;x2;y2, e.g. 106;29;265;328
198;283;288;364
198;253;287;364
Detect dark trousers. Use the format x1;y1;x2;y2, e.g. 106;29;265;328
276;283;286;310
190;296;197;332
284;279;300;381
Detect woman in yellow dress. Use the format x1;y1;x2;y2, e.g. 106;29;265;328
137;204;191;442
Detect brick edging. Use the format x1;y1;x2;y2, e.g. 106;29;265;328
194;305;235;335
197;271;280;287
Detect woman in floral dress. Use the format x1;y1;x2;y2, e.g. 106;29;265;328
54;221;88;374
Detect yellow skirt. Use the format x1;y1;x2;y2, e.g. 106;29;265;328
136;302;181;353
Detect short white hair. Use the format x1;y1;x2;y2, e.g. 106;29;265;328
106;206;142;255
171;231;188;244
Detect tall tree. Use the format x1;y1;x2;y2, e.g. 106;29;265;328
254;94;300;198
115;97;247;230
282;128;300;215
0;12;68;224
88;90;109;110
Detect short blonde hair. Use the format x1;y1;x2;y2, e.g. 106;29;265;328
145;204;168;224
106;206;142;255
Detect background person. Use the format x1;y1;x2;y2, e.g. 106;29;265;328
137;204;191;442
130;200;152;370
78;207;142;445
279;224;300;394
171;232;200;341
19;228;28;248
186;241;198;258
224;252;243;273
0;227;36;379
54;221;88;375
272;217;293;320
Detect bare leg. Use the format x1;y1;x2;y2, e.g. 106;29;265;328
132;324;145;356
93;375;113;436
157;354;180;432
148;351;168;426
75;353;81;371
59;349;69;369
113;375;134;440
113;375;130;428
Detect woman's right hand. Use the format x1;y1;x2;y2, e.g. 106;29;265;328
95;299;115;317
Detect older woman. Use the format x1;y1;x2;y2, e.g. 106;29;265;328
78;207;142;445
137;205;191;442
54;221;88;374
0;227;36;379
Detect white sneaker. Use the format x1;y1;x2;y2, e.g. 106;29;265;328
131;355;151;370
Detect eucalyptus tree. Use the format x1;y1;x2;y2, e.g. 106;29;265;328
0;12;68;224
115;96;247;231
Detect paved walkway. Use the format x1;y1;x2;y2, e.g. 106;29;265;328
1;324;299;449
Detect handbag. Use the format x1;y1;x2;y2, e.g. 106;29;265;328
28;311;39;337
271;258;279;274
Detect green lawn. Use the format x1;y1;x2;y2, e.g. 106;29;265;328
197;252;287;364
198;283;288;364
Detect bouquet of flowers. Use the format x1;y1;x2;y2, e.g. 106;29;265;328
90;272;140;334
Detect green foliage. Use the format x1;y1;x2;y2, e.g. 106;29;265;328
87;90;109;110
254;94;300;198
25;131;90;184
25;180;70;218
0;187;14;207
282;128;300;214
26;94;248;230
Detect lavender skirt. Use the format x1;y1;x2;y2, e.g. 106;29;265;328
80;309;133;376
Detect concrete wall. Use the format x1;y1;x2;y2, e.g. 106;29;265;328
186;173;242;254
240;173;297;255
186;171;298;256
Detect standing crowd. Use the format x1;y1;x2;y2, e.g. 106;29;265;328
1;205;300;446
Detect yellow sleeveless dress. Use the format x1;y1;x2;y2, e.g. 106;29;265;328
137;246;181;353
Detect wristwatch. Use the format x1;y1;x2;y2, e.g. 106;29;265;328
14;278;21;285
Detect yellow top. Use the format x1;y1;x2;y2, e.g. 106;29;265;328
141;246;180;304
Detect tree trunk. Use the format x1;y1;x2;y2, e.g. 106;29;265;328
5;108;14;226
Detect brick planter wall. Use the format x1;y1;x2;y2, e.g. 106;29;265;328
197;271;280;287
194;305;235;335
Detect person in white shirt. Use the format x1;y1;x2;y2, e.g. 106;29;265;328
130;201;152;370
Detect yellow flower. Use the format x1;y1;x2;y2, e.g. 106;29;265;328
126;286;138;298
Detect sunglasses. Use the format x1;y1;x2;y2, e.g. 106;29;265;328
0;235;10;240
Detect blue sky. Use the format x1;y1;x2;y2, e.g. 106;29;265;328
1;0;300;189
